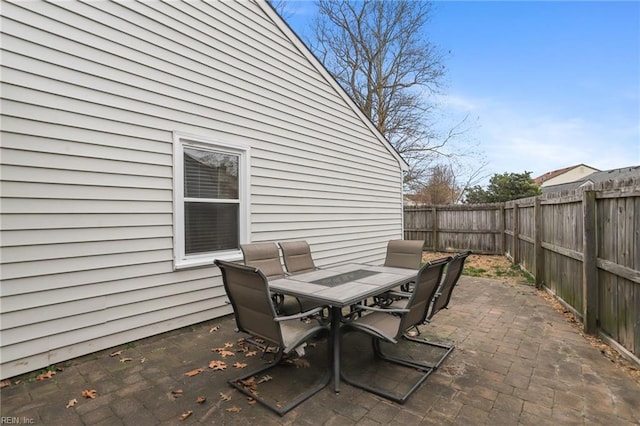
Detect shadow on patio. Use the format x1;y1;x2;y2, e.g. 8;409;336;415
1;276;639;425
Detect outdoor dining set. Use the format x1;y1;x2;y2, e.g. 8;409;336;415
215;240;471;416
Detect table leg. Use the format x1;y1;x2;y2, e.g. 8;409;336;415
330;306;341;394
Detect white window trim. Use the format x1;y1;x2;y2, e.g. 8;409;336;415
172;132;250;269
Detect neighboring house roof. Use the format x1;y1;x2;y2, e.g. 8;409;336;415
534;164;599;186
260;2;409;171
541;165;640;194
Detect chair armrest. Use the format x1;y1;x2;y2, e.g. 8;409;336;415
274;306;325;322
354;305;409;314
386;290;411;299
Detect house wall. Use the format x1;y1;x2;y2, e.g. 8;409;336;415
0;0;405;379
541;165;598;187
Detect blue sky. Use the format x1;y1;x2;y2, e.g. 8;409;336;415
281;1;640;182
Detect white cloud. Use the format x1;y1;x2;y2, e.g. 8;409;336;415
435;93;639;180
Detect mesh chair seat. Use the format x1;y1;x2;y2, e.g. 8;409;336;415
215;259;329;416
384;239;424;270
278;240;318;274
341;258;450;403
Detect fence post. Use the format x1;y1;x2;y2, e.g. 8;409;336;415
534;197;544;288
582;189;597;334
512;203;519;264
499;203;505;255
431;206;438;252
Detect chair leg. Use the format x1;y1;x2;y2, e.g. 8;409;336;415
227;349;331;416
340;334;435;404
399;333;455;370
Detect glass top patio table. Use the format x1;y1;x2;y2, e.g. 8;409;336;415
268;263;417;394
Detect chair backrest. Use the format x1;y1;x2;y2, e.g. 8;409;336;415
214;259;283;347
428;250;471;320
398;257;450;334
278;240;316;274
240;242;285;279
384;240;424;269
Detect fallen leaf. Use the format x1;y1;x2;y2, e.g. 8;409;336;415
247;397;257;405
179;410;193;421
82;389;97;399
109;350;123;357
140;357;146;363
0;380;11;389
219;350;235;358
66;398;78;408
292;358;310;369
220;392;232;401
119;358;133;363
245;351;257;357
209;360;227;371
257;375;273;384
224;342;234;348
226;406;241;413
184;368;205;377
196;396;206;404
171;389;184;399
37;371;56;381
209;325;220;333
233;362;248;369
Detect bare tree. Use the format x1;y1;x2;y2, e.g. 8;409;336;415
411;164;460;205
310;0;477;190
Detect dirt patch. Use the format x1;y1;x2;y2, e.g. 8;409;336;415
423;252;640;386
423;252;533;285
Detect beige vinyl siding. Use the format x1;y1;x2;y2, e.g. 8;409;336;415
0;0;404;379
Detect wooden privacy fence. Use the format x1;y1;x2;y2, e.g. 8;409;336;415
404;178;640;363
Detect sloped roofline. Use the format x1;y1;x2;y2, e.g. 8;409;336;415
534;163;599;184
258;1;410;171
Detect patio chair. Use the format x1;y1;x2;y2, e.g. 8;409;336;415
340;258;449;403
278;240;318;274
240;242;286;280
384;239;425;269
240;242;325;316
427;250;472;321
241;242;300;314
371;239;425;307
214;259;329;416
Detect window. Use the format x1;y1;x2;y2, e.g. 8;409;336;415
173;133;250;268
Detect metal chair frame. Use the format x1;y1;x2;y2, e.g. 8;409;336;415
215;259;329;416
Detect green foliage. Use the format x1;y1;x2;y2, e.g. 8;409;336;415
464;171;541;203
463;266;488;277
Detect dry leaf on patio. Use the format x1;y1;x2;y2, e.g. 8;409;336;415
219;391;232;401
257;375;272;384
196;396;206;404
82;389;97;399
109;350;123;357
209;360;226;371
224;342;234;348
291;358;310;369
66;398;78;408
219;350;235;358
226;406;241;413
0;380;11;389
209;325;220;333
232;362;247;369
119;357;133;363
184;368;205;377
237;377;258;394
37;371;56;381
244;350;257;357
171;389;184;399
179;410;193;421
140;357;146;363
247;397;257;405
